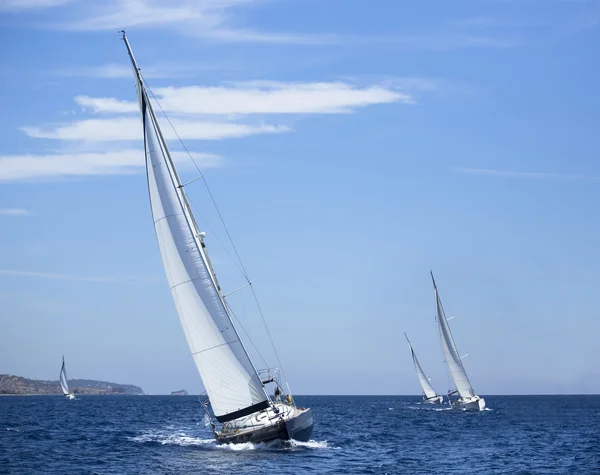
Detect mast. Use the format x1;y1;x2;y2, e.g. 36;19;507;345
121;32;270;422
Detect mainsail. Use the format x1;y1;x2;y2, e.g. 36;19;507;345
59;357;70;396
404;333;437;400
431;272;475;399
122;34;269;423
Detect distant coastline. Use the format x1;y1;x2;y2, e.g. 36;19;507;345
0;374;144;396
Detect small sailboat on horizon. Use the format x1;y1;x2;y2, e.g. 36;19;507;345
121;32;313;445
404;333;443;404
431;272;486;411
60;356;75;400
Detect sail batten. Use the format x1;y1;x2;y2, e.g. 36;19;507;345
432;275;475;399
123;33;269;421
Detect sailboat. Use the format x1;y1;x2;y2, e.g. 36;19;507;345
121;32;313;444
60;356;75;400
431;272;486;411
404;333;443;404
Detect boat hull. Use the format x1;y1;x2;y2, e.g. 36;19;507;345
215;407;313;445
424;395;444;404
451;396;486;411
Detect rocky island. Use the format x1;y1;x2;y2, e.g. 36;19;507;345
0;374;144;395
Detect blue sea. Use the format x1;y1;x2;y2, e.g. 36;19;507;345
1;395;599;474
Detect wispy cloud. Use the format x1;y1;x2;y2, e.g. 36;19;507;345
0;0;70;11
3;0;522;49
0;150;221;182
52;62;222;80
4;80;404;182
76;81;408;115
0;268;157;284
0;208;34;216
38;0;334;45
454;167;600;182
21;118;291;142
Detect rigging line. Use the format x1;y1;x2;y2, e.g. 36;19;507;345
188;199;247;277
225;299;269;369
141;73;288;384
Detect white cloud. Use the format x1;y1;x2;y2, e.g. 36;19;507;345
454;167;600;182
0;150;222;182
75;96;138;114
0;0;70;11
0;208;34;216
44;0;331;45
21;118;291;142
75;81;408;115
0;268;155;284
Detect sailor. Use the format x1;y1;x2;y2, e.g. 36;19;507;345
274;386;282;402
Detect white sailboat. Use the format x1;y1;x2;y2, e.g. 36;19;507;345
121;32;313;444
404;333;443;404
60;356;75;400
431;272;486;411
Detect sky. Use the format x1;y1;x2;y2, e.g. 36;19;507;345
1;0;599;396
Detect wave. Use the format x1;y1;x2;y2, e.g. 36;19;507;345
129;429;335;451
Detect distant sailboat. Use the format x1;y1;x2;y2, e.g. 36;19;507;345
404;333;443;404
60;356;75;400
431;272;486;411
121;32;313;444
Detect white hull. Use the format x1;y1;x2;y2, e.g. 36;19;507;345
450;396;485;411
65;393;75;400
423;395;444;404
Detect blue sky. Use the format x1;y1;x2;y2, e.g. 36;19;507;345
1;0;599;396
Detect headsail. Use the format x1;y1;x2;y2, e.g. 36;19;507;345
59;357;70;396
404;333;437;400
431;272;475;399
122;33;269;423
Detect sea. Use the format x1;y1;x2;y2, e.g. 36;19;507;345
1;395;599;474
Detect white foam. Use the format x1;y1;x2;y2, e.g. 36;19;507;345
288;439;335;449
129;429;334;451
128;430;214;447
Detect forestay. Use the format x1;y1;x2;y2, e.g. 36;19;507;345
123;35;269;423
432;274;475;399
60;357;70;396
404;334;437;400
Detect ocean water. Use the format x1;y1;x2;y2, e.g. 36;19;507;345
1;395;599;474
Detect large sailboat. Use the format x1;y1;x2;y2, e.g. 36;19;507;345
60;356;75;400
121;32;313;444
404;333;443;404
431;272;486;411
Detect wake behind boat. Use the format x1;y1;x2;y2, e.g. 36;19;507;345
404;333;443;404
60;356;75;400
121;32;312;445
431;272;486;411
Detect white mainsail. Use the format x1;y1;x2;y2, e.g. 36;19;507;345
431;273;475;399
123;35;269;423
404;333;437;400
59;357;70;396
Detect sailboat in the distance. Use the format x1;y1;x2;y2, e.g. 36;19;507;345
431;272;486;411
404;333;443;404
121;32;313;444
60;356;75;400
